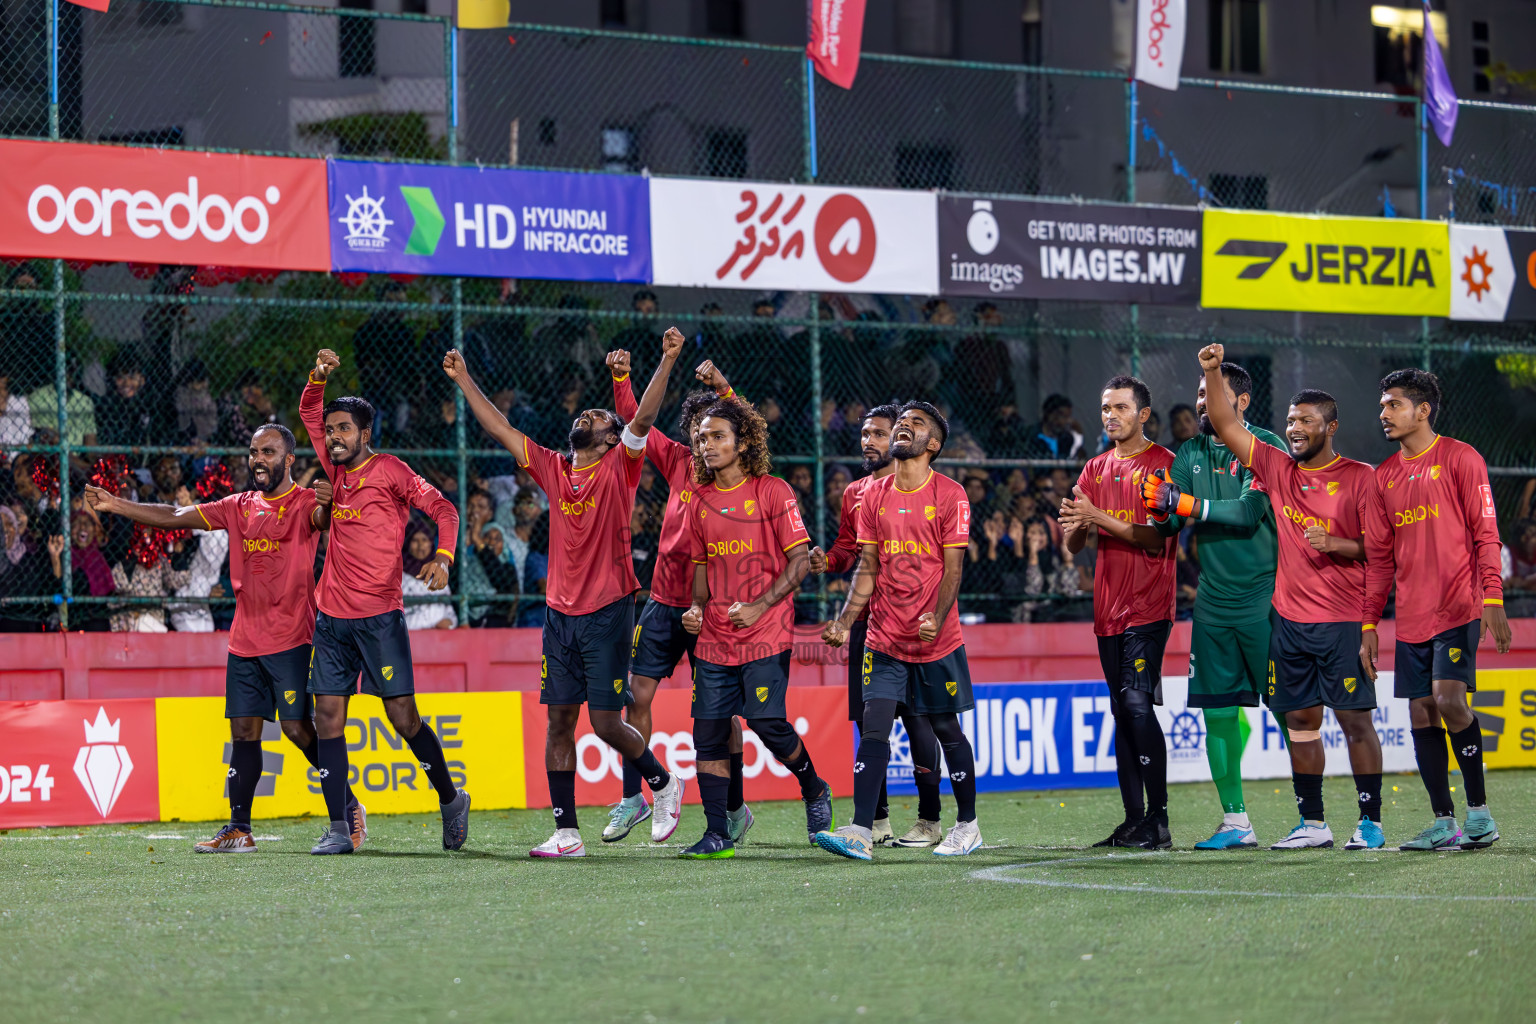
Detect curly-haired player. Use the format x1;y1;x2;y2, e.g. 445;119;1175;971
679;396;833;859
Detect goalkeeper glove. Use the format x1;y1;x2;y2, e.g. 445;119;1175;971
1142;468;1200;521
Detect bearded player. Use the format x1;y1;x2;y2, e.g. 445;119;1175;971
1198;343;1384;850
1363;369;1511;850
606;351;753;846
1058;377;1177;851
445;334;684;859
817;401;981;860
1140;362;1286;850
679;396;834;859
302;351;466;856
84;425;365;852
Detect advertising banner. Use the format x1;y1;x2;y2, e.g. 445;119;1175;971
520;685;853;808
1472;669;1536;769
328;161;650;282
1202;210;1450;316
155;692;527;822
938;196;1200;303
0;699;160;828
1450;225;1536;322
885;676;1416;795
649;178;938;294
0;140;329;271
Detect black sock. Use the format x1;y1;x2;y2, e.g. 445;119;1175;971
782;747;823;799
906;714;943;821
1128;713;1167;817
699;772;730;837
627;748;672;793
405;724;458;803
876;780;889;822
1412;726;1455;817
1354;772;1383;822
1293;772;1325;821
227;739;262;827
940;738;978;823
853;733;891;830
1448;722;1487;807
548;770;578;830
621;760;643;800
1111;707;1146;821
316;736;350;824
727;752;744;812
299;738;358;810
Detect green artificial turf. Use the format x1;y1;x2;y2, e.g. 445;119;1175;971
3;771;1533;1024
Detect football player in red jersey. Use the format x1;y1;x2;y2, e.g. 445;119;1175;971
302;351;466;855
1363;368;1511;850
1058;377;1178;851
445;332;685;859
1198;343;1385;851
84;424;364;852
818;401;981;860
679;396;833;859
606;352;752;845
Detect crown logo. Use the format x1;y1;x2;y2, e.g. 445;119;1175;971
82;706;121;744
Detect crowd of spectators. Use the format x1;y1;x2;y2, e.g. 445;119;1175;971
4;268;1533;632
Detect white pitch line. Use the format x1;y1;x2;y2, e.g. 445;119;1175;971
971;855;1536;902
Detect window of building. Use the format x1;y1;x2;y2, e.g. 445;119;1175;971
1372;4;1448;93
1209;0;1265;75
1210;173;1268;210
700;129;748;179
896;0;955;58
601;0;627;29
704;0;742;38
896;144;956;190
1472;20;1491;93
603;126;637;173
339;0;376;80
401;0;428;14
1022;0;1042;65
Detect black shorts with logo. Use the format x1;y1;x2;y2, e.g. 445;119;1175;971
1267;612;1375;714
845;619;870;722
541;595;635;711
1395;619;1480;700
692;650;792;720
863;646;975;716
227;644;313;722
630;598;696;683
309;610;416;699
1096;620;1172;706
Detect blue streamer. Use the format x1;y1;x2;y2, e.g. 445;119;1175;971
1139;119;1213;204
1449;167;1536;219
1381;185;1397;218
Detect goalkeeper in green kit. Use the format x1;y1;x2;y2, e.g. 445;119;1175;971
1141;362;1286;850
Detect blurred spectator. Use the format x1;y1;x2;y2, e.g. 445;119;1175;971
726;296;786;402
0;503;50;631
961;468;993;516
48;514;115;630
823;464;853;528
1144;409;1164;446
1504;519;1536;600
1025;394;1082;461
787;464;815;533
611;290;661;362
0;264;52;393
965;509;1013;621
402;523;456;630
28;357;98;473
987;402;1030;459
461;281;527;396
168;523;230;633
97;355;159;448
499;488;548;626
463;488;520;626
1019;516;1082;621
109;527;191;633
0;371;32;450
220;369;281;446
139;266;195;375
888;299;950;404
956;302;1014;422
146;455;187;506
1516;479;1535;522
172;359;218;445
532;294;604;402
1169;403;1199;452
1176;532;1200;620
352;281;416;438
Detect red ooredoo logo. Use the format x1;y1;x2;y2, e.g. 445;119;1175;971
814;193;877;283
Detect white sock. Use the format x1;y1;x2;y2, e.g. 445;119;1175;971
1223;811;1251;829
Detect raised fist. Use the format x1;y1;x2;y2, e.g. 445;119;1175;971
314;349;341;381
607;349;632;378
1198;343;1224;372
661;326;686;358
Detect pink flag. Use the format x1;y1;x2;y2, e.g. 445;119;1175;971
63;0;111;11
807;0;866;90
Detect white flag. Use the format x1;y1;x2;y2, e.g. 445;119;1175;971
1134;0;1186;91
1449;225;1514;322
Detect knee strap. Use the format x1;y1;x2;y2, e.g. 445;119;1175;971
1290;729;1322;743
860;698;899;742
1119;686;1155;718
746;717;799;759
695;717;733;762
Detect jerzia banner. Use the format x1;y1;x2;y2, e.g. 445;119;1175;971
938;196;1201;304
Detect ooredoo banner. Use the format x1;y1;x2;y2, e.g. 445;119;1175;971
0;699;160;828
938;196;1200;303
0;140;330;271
329;160;651;282
649;178;938;294
1450;224;1536;322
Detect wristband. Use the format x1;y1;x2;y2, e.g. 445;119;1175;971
435;548;455;561
717;387;735;399
1484;598;1504;606
1174;493;1199;519
610;373;629;383
308;372;327;385
1362;623;1376;631
620;424;647;450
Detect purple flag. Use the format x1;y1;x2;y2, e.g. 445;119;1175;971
1423;4;1458;146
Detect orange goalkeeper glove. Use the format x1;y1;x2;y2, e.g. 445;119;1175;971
1142;468;1200;522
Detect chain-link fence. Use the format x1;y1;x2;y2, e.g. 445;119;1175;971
3;1;1536;633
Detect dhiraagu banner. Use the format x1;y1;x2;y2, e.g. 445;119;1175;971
1202;209;1450;316
155;692;527;822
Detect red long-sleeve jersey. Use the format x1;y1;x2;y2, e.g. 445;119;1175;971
301;377;459;619
1363;434;1503;642
614;374;698;608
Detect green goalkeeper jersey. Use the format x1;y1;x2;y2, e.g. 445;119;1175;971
1154;425;1287;627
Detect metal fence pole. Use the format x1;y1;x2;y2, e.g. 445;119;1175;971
445;17;470;626
809;293;825;620
1126;78;1141;377
54;259;71;630
1416;97;1432;372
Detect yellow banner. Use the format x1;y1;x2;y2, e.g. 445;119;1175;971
156;692;527;822
1202;210;1450;316
1474;669;1536;770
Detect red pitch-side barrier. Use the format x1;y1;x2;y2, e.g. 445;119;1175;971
4;620;1536;701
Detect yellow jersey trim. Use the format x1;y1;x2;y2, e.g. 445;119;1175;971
782;537;810;553
195;506;213;531
715;477;749;493
435;548;455;561
1114;440;1154;461
344;453;379;475
1402;434;1441;462
894;470;934;494
610;373;630;384
1299;455;1344;473
516;436;531;469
